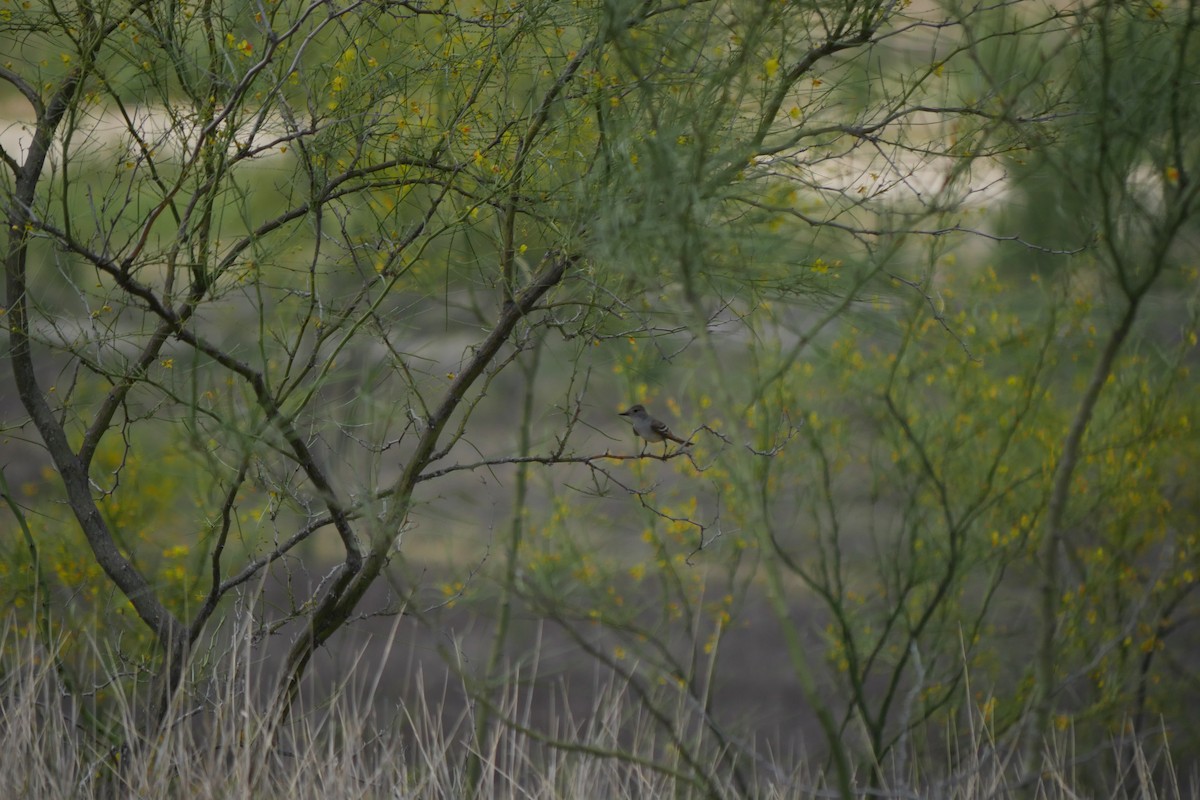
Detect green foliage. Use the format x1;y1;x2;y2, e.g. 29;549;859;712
503;239;1199;771
4;0;1200;791
1;419;240;695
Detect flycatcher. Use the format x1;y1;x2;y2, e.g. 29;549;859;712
619;404;691;455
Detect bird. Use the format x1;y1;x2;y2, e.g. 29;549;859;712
619;404;691;456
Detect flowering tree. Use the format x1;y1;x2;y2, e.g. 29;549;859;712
4;0;1198;794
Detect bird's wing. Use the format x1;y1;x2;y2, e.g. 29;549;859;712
652;419;688;443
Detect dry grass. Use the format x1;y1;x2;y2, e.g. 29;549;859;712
0;616;1192;800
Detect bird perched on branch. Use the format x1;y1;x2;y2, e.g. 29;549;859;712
619;404;691;456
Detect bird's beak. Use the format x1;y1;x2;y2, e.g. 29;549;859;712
618;409;629;416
